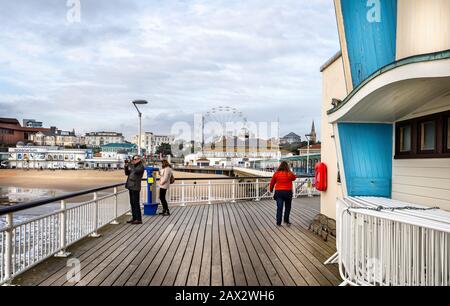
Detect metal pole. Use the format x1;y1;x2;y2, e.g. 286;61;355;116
90;192;101;238
111;187;119;225
306;136;310;174
138;113;142;156
255;178;260;201
55;200;70;257
4;213;13;282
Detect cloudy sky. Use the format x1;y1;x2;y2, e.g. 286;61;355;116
0;0;339;140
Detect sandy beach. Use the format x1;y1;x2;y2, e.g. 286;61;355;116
0;169;228;191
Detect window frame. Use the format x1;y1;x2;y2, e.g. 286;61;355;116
417;115;439;155
445;113;450;154
395;122;413;156
395;110;450;159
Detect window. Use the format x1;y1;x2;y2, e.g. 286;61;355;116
419;120;436;152
399;125;411;152
447;117;450;151
395;110;450;159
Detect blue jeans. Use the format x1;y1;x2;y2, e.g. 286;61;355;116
274;190;292;224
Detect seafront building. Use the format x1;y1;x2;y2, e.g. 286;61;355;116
30;127;84;148
0;118;51;146
320;0;450;219
84;132;125;148
8;146;92;169
131;132;175;155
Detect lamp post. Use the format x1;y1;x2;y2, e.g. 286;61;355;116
305;134;311;174
132;100;148;156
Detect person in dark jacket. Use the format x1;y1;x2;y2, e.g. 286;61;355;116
270;161;297;226
125;155;145;224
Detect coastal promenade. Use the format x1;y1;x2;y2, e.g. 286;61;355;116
13;197;340;286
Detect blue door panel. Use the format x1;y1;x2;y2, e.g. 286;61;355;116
340;0;398;87
338;123;393;197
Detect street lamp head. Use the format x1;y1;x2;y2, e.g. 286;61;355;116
132;100;148;105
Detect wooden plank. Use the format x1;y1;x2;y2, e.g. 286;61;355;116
173;205;205;286
240;202;315;286
161;206;202;286
222;203;248;286
224;204;263;286
198;205;213;286
258;201;340;276
149;206;198;286
217;204;235;286
226;203;277;286
47;212;169;286
186;204;209;286
74;209;182;286
100;207;192;286
249;202;340;285
131;206;193;286
210;204;222;286
259;200;338;255
37;213;162;286
235;203;296;286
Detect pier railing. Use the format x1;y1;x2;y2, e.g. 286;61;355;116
0;176;317;284
336;197;450;286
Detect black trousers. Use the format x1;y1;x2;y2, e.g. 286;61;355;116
274;190;292;224
159;188;169;213
129;190;142;221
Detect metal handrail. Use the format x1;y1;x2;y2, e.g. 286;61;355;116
0;182;125;215
0;175;314;216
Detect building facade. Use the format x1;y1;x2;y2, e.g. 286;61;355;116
8;146;93;169
85;132;125;148
320;0;450;218
132;132;175;154
31;127;84;148
0;118;51;146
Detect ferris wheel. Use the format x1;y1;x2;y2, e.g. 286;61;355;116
203;106;248;142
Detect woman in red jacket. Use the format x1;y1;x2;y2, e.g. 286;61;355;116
270;161;297;226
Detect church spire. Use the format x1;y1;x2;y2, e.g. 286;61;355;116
310;120;317;143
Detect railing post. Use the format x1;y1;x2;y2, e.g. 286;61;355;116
55;200;71;258
231;179;236;203
181;181;186;206
208;180;212;204
293;180;297;198
255;179;260;201
4;213;13;282
110;187;119;225
90;192;101;238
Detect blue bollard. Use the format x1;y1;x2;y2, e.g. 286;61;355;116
144;167;159;216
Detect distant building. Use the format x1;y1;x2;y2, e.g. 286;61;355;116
23;119;43;128
8;146;92;169
132;132;175;154
298;143;321;155
31;127;83;148
100;143;137;160
0;118;51;146
85;132;125;148
280;132;302;145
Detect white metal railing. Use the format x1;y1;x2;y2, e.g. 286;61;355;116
0;186;130;285
336;197;450;286
0;177;318;284
158;178;318;205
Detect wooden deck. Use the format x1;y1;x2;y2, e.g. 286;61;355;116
14;198;341;286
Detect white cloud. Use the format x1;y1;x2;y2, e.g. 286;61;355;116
0;0;339;139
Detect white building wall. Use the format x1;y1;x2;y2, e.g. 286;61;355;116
320;55;348;220
392;94;450;211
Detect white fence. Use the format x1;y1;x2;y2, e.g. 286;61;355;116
0;178;317;284
158;178;318;205
336;197;450;286
0;187;130;285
